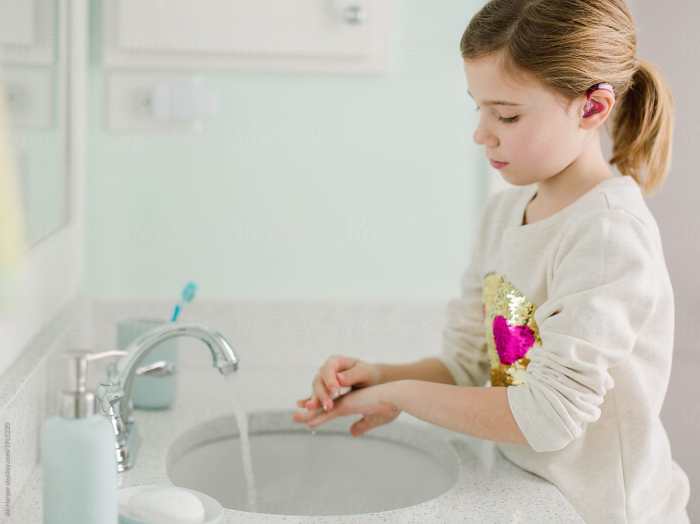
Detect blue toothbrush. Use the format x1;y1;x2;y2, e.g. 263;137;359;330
171;281;198;322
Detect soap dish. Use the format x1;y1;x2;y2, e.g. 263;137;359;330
119;484;224;524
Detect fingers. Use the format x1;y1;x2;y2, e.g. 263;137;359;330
321;356;357;403
335;359;379;388
313;372;334;411
292;407;324;423
296;390;351;428
293;409;381;437
299;356;358;415
350;413;385;437
306;397;320;410
306;405;342;428
296;395;313;408
336;365;364;387
314;357;355;412
329;355;358;371
296;392;320;410
291;403;340;427
297;398;319;410
350;416;369;437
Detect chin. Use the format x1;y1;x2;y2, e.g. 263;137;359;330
499;170;539;187
497;170;524;186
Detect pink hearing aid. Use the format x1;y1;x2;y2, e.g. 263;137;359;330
583;82;614;117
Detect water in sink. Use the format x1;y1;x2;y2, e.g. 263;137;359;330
225;374;322;513
226;374;258;512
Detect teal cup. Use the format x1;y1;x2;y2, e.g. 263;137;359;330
116;318;178;410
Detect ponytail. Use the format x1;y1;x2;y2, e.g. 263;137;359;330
609;59;675;196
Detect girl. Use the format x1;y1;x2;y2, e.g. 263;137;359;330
292;1;691;522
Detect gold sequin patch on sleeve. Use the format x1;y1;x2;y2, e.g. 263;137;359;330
482;272;541;387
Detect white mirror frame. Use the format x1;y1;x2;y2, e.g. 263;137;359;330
0;0;86;376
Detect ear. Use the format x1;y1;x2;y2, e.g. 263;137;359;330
579;88;615;130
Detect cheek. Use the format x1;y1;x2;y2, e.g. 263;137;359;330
506;120;580;173
499;125;548;163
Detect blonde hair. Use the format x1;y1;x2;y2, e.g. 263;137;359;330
460;0;674;196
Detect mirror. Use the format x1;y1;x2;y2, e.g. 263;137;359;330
0;0;69;247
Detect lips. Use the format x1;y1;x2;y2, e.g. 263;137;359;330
489;159;509;169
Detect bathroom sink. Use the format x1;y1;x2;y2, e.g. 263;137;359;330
166;409;460;516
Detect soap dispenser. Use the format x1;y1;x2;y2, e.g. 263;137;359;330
41;350;125;524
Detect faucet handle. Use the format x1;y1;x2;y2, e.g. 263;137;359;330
60;350;129;418
95;381;131;446
103;351;129;385
135;360;176;377
64;349;128;389
96;381;123;411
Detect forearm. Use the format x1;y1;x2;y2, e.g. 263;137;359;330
375;357;456;386
386;380;528;446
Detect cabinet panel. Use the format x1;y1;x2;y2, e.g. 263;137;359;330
0;0;55;65
0;0;35;46
104;0;392;73
117;0;371;57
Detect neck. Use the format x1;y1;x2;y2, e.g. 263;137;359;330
534;134;614;205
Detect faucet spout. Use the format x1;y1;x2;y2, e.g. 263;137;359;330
97;322;239;472
113;323;238;418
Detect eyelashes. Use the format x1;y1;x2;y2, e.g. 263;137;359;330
474;107;520;124
499;116;520;124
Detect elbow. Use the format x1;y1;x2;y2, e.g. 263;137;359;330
506;382;595;453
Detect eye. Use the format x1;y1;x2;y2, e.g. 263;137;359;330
474;106;519;124
499;115;519;124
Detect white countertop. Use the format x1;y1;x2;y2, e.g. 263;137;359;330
12;358;584;523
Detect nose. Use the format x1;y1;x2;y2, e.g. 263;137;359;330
473;122;498;148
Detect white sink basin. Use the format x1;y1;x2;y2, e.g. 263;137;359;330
166;409;460;516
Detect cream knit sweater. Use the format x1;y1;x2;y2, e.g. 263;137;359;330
437;175;691;523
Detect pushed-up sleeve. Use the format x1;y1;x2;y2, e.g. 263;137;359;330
436;196;493;388
507;209;658;452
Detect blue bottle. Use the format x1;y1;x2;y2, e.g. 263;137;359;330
41;350;119;524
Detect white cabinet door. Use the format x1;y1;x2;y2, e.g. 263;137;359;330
0;0;55;65
0;0;35;46
104;0;392;73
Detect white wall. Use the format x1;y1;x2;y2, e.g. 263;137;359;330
625;1;699;520
83;0;488;302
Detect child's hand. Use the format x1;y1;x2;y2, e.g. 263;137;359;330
293;383;401;437
294;355;382;413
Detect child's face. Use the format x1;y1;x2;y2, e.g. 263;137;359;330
463;53;590;187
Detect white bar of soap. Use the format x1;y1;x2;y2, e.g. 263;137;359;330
128;486;206;524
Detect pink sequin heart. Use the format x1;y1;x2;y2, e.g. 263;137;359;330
492;315;535;365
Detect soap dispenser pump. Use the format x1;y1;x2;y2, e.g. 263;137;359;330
41;350;125;524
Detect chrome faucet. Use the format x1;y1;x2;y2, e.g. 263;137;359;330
96;323;239;472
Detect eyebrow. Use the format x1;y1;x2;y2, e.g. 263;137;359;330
467;90;522;107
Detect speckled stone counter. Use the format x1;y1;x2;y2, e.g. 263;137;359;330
10;356;585;523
